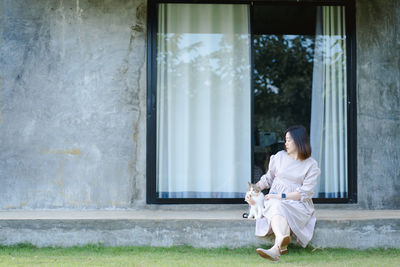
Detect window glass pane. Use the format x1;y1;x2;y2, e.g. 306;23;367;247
156;4;251;198
252;5;348;198
311;6;348;198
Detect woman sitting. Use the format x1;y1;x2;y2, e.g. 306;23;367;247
246;125;321;261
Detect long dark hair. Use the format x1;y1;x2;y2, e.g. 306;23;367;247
285;125;311;160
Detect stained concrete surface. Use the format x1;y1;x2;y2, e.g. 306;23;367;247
356;0;400;209
0;0;147;209
1;208;400;220
0;209;399;248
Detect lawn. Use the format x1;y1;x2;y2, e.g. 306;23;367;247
0;244;399;267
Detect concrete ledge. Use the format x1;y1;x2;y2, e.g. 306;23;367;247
0;209;399;249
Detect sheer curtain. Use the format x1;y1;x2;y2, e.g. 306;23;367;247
311;6;348;198
156;4;251;198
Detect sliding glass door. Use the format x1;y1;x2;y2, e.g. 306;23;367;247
252;5;348;199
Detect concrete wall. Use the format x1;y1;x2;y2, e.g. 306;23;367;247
356;0;400;209
0;0;399;210
0;0;147;209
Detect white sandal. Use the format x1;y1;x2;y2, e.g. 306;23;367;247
279;235;291;254
256;247;280;261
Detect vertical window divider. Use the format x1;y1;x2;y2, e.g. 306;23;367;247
147;0;159;204
346;0;357;204
250;2;255;183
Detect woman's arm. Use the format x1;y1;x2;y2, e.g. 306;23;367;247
265;160;320;202
256;154;278;190
265;191;300;201
296;161;320;201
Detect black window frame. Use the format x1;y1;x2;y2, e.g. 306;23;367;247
146;0;357;204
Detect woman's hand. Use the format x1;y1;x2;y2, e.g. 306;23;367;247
245;192;256;205
265;194;281;200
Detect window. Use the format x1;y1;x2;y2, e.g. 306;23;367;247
147;0;356;204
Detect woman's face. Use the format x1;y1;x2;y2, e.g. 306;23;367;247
285;132;298;155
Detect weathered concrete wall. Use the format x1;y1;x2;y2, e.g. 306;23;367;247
0;0;399;210
0;0;147;209
356;0;400;209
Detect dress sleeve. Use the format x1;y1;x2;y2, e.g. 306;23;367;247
296;160;320;201
256;153;278;190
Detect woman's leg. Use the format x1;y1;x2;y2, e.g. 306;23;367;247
255;215;290;261
270;215;290;251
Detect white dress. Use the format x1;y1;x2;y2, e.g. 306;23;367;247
255;150;321;247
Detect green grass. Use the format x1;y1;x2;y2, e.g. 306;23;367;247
0;244;399;267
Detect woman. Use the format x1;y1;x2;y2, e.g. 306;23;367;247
246;125;320;261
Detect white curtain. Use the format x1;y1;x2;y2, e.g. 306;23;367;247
156;4;251;198
311;6;348;198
